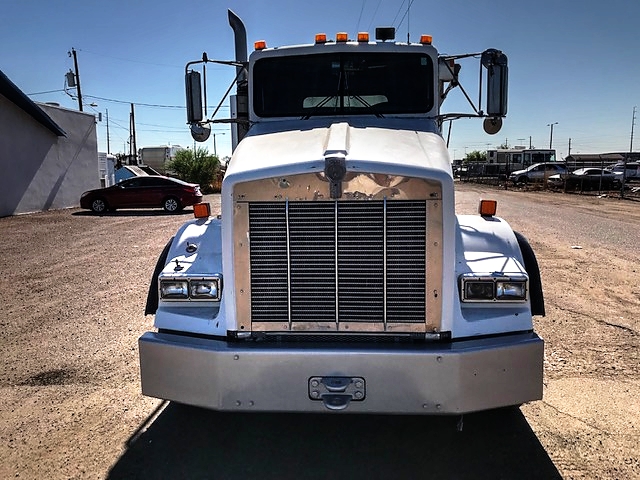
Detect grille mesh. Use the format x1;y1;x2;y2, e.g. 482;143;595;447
249;200;426;328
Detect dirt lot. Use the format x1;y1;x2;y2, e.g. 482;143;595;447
0;185;638;479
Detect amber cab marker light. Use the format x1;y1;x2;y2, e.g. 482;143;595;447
478;199;497;217
194;203;211;218
254;40;267;50
357;32;369;42
336;32;348;42
420;35;433;45
315;33;327;44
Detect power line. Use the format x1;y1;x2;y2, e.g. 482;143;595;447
27;89;65;96
136;122;189;130
395;0;416;31
391;0;408;25
83;94;184;109
356;0;366;32
83;94;230;111
365;0;383;30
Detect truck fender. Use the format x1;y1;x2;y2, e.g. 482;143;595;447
144;237;174;316
514;231;545;316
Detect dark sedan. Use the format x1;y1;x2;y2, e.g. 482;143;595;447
80;175;202;213
548;168;623;191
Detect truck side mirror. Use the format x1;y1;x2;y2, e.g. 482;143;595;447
185;70;203;124
482;49;508;117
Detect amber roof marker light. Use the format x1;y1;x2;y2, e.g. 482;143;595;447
420;34;433;45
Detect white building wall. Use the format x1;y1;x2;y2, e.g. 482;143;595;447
0;99;98;216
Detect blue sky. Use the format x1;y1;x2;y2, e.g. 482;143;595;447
2;0;638;160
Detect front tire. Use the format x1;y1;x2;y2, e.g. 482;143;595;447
163;196;181;213
90;198;108;213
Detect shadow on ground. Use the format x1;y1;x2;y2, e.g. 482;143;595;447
108;403;560;480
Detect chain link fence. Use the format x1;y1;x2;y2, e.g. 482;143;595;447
455;163;640;200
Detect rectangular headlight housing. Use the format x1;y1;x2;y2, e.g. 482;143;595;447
159;276;222;302
159;279;189;299
190;278;220;300
460;274;527;303
463;280;495;300
496;280;527;300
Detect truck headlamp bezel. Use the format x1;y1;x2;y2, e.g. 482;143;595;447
459;274;527;303
159;275;222;302
159;279;189;299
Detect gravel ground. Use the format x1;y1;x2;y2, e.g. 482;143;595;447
0;186;638;479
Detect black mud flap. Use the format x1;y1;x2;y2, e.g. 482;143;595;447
514;231;545;316
144;237;174;316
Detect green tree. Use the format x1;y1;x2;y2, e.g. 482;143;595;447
464;150;487;163
166;147;220;194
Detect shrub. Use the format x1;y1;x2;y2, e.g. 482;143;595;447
166;147;220;194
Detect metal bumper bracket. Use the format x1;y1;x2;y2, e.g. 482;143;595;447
309;376;366;410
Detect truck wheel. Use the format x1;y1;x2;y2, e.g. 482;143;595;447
91;198;108;213
518;176;528;184
163;197;182;213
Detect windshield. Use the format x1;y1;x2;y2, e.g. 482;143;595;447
252;52;434;118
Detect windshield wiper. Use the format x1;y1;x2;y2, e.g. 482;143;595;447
346;94;384;118
301;94;385;119
301;95;338;120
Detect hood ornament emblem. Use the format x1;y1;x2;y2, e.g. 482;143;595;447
324;156;346;199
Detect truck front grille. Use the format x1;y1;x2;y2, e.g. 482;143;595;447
248;200;426;329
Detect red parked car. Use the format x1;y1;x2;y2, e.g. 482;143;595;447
80;176;202;213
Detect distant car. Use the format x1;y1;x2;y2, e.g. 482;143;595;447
452;164;468;177
548;168;623;191
80;175;202;213
607;162;639;180
509;163;568;184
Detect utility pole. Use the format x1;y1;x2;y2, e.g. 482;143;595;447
70;48;83;111
547;122;558;149
106;109;110;154
130;103;137;164
213;132;226;157
568;138;572;156
622;106;636;198
630;106;636;153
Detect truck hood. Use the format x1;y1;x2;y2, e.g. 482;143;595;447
224;118;452;184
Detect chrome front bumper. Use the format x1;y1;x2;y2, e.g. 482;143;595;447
139;331;543;414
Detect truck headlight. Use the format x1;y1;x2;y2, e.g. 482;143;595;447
496;281;527;300
190;278;221;300
460;274;527;303
159;276;222;301
464;281;495;300
160;280;189;299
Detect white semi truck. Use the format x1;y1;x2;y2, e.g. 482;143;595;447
139;10;545;414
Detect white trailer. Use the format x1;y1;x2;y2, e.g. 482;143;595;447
138;145;183;174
